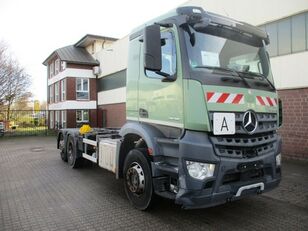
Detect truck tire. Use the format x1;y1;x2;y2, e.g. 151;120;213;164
59;133;67;162
67;136;82;168
123;149;153;210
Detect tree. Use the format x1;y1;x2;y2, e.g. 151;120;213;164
12;92;33;110
40;100;47;110
0;42;32;120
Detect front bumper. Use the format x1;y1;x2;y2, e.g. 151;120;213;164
176;178;280;209
165;130;281;209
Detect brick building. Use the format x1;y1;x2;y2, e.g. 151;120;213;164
43;34;117;129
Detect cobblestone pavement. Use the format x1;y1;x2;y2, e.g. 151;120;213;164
0;137;307;231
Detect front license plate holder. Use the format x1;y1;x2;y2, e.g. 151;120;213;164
213;113;235;135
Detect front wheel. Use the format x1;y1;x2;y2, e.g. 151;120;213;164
123;149;153;210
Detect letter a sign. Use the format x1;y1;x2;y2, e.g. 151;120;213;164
213;113;235;135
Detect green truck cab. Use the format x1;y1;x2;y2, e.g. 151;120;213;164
58;6;281;210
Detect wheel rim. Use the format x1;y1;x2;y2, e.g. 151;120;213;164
67;143;73;164
126;162;145;196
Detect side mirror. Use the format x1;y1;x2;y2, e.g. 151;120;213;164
266;51;270;62
144;24;162;71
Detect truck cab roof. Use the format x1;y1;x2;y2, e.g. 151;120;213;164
130;6;269;44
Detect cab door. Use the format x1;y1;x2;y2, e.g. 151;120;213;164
138;28;184;128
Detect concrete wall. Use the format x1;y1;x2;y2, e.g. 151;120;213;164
271;51;308;90
95;36;129;78
95;37;128;127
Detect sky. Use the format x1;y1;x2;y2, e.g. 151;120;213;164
0;0;187;101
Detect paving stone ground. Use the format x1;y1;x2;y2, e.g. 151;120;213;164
0;136;307;231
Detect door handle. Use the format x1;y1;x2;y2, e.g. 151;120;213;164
139;108;149;118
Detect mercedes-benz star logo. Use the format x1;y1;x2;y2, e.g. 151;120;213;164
243;111;258;134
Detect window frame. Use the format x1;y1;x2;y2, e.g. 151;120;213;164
260;11;308;57
291;13;306;53
76;110;89;123
61;110;67;128
145;30;177;79
277;18;291;55
49;85;54;103
49;62;54;78
55;59;60;75
49;111;54;129
55;111;60;129
61;61;66;71
55;82;59;103
61;79;66;101
76;78;90;100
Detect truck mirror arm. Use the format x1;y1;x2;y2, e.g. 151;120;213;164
154;22;173;28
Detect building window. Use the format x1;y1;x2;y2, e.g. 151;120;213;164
49;85;54;103
55;59;60;75
49;111;54;129
49;62;54;78
61;61;66;71
261;11;308;57
55;111;60;129
264;23;278;57
278;18;291;55
76;110;89;124
55;82;59;103
61;110;67;128
292;14;306;53
61;79;66;101
76;78;89;100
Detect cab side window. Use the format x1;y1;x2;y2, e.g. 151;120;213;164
146;31;176;78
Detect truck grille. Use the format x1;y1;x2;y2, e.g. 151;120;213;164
209;112;278;158
209;112;278;135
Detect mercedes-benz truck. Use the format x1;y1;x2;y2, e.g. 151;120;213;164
57;6;282;210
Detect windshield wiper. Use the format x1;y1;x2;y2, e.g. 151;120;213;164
240;71;275;90
194;65;252;88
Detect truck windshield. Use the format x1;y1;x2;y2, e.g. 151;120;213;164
183;25;274;84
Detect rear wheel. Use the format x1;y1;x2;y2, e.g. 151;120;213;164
59;133;67;162
67;136;82;168
123;149;153;210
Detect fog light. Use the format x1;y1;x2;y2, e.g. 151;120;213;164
186;161;215;180
276;153;281;167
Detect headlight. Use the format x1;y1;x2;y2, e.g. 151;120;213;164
276;153;281;167
186;161;215;180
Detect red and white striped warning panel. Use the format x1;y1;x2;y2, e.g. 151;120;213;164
256;96;277;107
206;92;244;104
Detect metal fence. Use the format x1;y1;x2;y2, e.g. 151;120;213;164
0;110;48;136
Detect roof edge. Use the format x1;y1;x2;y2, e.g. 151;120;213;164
75;34;118;47
42;51;58;66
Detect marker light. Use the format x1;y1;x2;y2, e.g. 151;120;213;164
276;153;281;167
